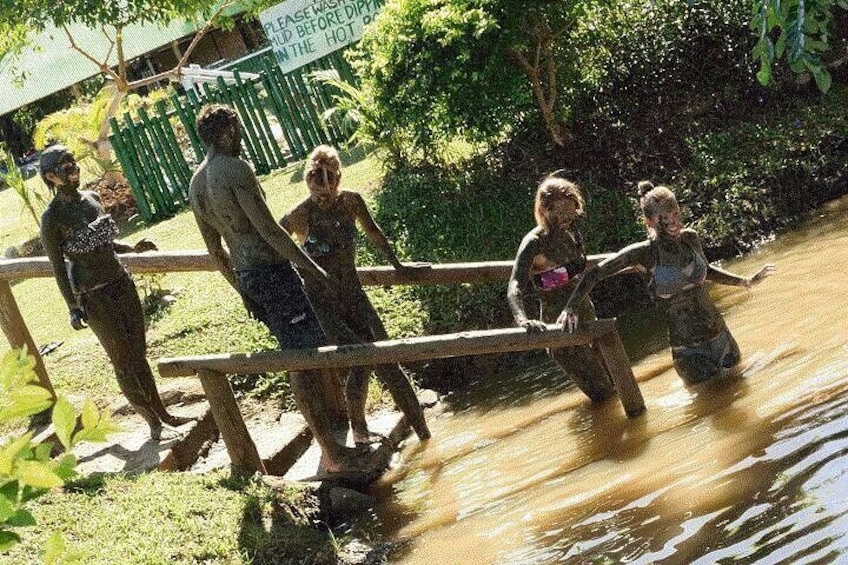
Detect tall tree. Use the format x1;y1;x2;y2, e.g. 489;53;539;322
0;0;266;158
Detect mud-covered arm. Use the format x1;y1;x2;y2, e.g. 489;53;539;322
40;213;77;310
561;241;653;331
279;200;309;246
507;232;544;331
693;232;775;288
350;192;413;269
192;207;238;291
232;166;328;281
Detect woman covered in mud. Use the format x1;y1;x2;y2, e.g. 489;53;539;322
280;145;431;445
562;181;775;384
39;145;190;440
507;176;616;402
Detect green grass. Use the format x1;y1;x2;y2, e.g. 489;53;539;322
2;472;338;565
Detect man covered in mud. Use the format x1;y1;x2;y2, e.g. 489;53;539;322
40;145;191;440
187;104;368;474
280;144;431;446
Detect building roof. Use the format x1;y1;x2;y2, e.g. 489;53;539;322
0;19;202;116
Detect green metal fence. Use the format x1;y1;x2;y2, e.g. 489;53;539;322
109;50;357;222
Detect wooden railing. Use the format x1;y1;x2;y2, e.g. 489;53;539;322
158;319;645;474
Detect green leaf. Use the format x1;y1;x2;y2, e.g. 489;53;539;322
52;398;77;450
812;68;831;93
757;60;773;85
0;480;18;502
0;433;34;476
0;385;53;421
54;454;78;482
0;529;22;552
0;494;15;522
14;460;63;489
44;531;66;565
5;508;36;527
80;399;100;430
33;442;52;462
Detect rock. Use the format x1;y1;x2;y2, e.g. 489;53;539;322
4;246;19;259
156;294;178;308
417;388;439;408
328;486;375;519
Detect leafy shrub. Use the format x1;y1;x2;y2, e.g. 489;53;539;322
0;347;117;558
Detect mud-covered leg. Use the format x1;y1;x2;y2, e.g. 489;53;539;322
346;366;380;445
550;344;615;402
290;369;368;473
373;364;431;441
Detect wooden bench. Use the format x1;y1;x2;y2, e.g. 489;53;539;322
157;319;645;475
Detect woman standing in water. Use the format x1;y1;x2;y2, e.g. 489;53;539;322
39;145;190;440
507;176;616;402
280;145;431;445
562;181;775;384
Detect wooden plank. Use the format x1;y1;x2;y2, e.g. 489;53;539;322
0;256;612;282
158;320;618;378
0;280;55;398
596;324;646;418
197;369;266;476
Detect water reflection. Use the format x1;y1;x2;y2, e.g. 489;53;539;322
367;195;848;564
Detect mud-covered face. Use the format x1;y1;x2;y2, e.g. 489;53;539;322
544;197;579;230
306;168;339;209
47;153;80;192
652;203;683;239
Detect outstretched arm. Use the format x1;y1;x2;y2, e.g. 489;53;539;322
560;241;651;332
351;192;429;271
707;263;776;288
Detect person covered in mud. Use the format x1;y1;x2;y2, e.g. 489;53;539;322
188;104;371;474
39;145;191;440
507;176;616;402
562;181;776;385
280;145;431;446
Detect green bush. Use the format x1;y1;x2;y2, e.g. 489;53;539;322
0;347;117;559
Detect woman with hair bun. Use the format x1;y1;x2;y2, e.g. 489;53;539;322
507;176;615;402
562;181;775;385
281;145;431;445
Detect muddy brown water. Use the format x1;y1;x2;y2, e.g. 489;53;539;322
367;195;848;564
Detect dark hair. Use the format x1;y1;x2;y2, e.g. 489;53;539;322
39;144;73;188
196;104;239;147
637;180;678;237
534;177;585;231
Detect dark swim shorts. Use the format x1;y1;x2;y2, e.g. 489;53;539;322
671;328;741;385
235;262;327;350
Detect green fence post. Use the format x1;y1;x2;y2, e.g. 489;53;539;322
237;71;286;169
154;100;193;196
137;107;179;212
289;69;327;148
214;76;268;174
109;118;153;222
170;93;204;162
123;112;173;218
261;57;307;159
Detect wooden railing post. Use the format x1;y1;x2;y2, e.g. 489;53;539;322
197;369;266;475
595;321;645;418
0;280;55;399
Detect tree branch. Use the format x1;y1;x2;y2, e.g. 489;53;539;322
62;25;123;86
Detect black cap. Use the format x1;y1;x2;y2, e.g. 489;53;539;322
39;145;72;174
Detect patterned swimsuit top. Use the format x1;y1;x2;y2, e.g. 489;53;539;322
302;199;357;258
62;215;119;256
533;227;587;291
650;239;708;299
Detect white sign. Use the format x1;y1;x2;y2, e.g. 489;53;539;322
260;0;386;74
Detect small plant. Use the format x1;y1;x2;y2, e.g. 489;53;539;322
0;347;118;560
1;150;47;228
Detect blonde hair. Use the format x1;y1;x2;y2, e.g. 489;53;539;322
637;180;678;238
534;177;585;232
306;145;341;188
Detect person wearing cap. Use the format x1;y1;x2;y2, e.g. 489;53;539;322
39;145;191;440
